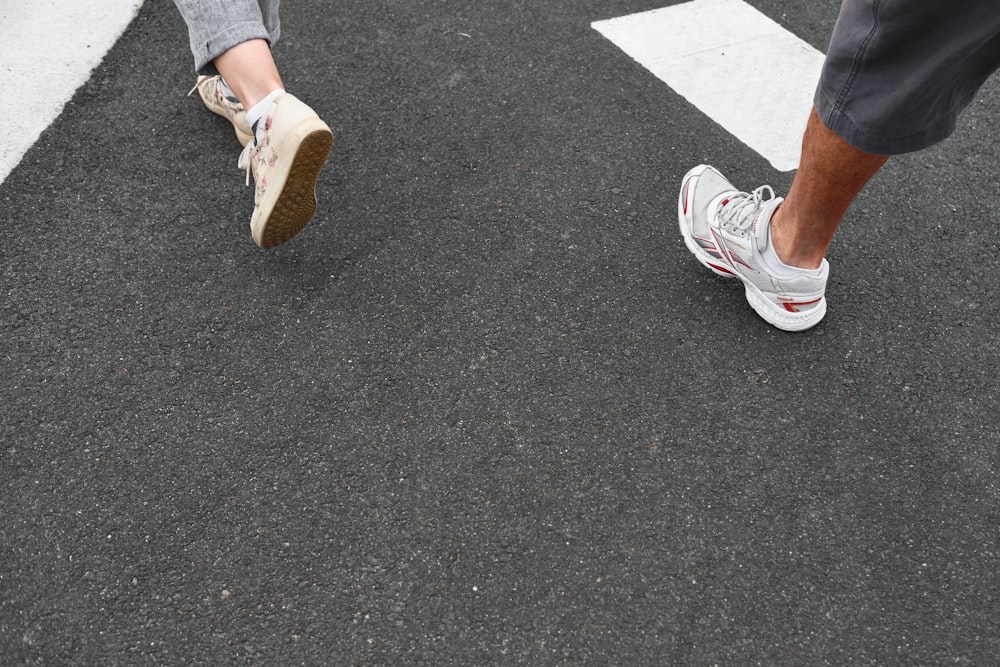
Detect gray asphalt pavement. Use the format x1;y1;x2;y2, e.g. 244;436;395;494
2;1;999;664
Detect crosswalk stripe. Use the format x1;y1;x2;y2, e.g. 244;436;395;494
593;0;825;171
0;0;144;184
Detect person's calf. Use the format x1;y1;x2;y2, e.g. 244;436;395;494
770;108;888;270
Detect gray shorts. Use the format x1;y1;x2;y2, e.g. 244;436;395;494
815;0;1000;155
173;0;281;75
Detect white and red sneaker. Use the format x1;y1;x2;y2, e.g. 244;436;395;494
678;165;828;332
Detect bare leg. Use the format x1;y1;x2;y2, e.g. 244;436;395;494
212;39;284;109
770;107;889;269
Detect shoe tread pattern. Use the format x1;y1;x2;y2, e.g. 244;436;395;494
258;129;333;249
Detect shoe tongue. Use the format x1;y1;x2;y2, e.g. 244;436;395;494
753;196;782;248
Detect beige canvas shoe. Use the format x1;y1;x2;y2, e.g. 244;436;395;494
189;75;254;147
237;94;333;249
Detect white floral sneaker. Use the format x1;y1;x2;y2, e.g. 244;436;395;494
238;94;333;249
678;165;828;332
189;75;254;147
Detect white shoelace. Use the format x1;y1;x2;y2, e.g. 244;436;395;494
238;142;255;186
717;185;776;233
187;77;208;99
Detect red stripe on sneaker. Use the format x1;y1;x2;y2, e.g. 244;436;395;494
683;181;691;216
728;253;752;271
782;297;822;313
708;262;733;275
710;228;741;274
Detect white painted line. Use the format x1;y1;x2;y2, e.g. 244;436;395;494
593;0;825;171
0;0;144;185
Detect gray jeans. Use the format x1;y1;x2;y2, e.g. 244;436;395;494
173;0;281;75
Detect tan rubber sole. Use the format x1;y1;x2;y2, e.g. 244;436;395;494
253;125;333;249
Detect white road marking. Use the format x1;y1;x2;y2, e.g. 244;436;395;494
593;0;825;171
0;0;144;184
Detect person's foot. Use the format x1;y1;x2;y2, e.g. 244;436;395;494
189;75;254;147
238;94;333;249
678;165;828;331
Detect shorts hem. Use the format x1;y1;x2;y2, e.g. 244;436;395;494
814;89;959;156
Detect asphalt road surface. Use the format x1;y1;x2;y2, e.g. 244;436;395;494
3;1;999;664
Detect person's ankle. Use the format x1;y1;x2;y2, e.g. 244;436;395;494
769;205;825;271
